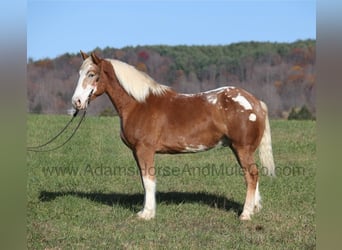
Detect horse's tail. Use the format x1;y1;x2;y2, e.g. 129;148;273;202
258;101;276;176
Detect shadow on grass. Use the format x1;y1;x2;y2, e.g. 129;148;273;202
39;191;242;215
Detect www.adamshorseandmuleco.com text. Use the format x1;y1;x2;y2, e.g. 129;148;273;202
41;163;307;177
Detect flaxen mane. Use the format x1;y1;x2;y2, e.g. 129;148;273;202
108;59;169;102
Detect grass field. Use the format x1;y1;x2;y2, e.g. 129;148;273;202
27;114;316;249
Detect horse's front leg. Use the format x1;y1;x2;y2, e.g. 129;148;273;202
133;147;156;220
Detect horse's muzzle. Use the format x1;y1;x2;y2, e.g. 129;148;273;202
73;98;84;110
72;89;94;110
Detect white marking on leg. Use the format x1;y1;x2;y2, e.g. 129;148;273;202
240;199;254;220
240;181;262;220
232;93;252;110
249;113;257;122
240;181;259;220
254;181;262;213
137;176;156;220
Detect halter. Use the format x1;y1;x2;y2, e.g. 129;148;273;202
27;89;93;152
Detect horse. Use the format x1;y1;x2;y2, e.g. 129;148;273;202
72;51;275;221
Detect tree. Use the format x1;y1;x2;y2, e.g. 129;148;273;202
27;40;316;117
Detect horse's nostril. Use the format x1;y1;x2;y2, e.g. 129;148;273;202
73;98;81;108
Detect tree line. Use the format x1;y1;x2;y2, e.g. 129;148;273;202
27;39;315;118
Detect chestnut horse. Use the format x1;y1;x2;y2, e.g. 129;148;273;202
72;51;275;220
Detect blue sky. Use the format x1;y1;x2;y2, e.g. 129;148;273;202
27;0;316;60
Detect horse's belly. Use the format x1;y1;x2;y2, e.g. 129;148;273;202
180;143;213;153
157;134;226;154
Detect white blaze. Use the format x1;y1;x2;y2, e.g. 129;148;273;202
72;63;95;109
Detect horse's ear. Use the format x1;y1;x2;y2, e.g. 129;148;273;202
100;59;115;81
80;50;89;60
91;52;102;65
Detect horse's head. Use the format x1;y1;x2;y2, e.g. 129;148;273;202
72;51;107;110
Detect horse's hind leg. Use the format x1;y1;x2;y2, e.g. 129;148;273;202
231;145;260;220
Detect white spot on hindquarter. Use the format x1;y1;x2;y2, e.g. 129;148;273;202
232;93;252;110
249;113;257;122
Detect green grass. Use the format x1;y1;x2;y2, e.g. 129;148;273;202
27;115;316;249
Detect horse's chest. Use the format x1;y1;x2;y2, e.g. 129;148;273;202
119;125;142;148
119;128;134;148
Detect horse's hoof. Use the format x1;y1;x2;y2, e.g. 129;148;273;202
137;209;155;220
239;213;252;221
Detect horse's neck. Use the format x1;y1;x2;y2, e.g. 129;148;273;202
105;79;137;119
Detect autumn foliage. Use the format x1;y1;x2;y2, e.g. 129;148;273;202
27;40;315;118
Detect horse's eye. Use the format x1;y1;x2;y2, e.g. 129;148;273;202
88;73;95;78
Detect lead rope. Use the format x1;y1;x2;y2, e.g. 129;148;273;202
27;109;86;152
27;90;93;152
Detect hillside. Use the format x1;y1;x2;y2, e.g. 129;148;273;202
27;40;315;117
